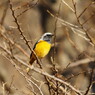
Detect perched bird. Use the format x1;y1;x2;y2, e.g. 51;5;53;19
30;33;54;65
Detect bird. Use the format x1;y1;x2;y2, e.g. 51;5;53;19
29;32;54;65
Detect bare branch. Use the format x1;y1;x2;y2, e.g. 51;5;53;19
8;0;32;51
62;0;75;12
72;0;95;46
16;0;39;18
0;45;82;95
84;69;94;95
78;2;95;19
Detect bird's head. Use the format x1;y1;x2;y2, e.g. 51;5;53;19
39;33;54;43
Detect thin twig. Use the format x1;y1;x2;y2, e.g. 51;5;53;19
62;0;75;12
53;0;62;63
71;28;94;46
84;68;94;95
69;58;95;68
17;0;39;18
1;1;8;25
65;30;81;52
72;0;94;46
47;9;95;46
78;2;94;19
52;1;62;94
65;71;90;81
11;60;44;95
0;31;29;58
7;75;14;95
8;0;32;51
82;13;95;25
47;10;94;46
47;10;82;32
2;82;6;95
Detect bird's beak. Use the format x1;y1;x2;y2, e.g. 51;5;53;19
51;34;54;36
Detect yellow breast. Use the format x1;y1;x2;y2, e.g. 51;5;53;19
34;40;51;58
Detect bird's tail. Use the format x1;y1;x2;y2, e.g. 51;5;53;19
29;52;36;65
29;57;36;65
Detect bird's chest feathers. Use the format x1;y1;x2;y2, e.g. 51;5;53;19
34;41;51;58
